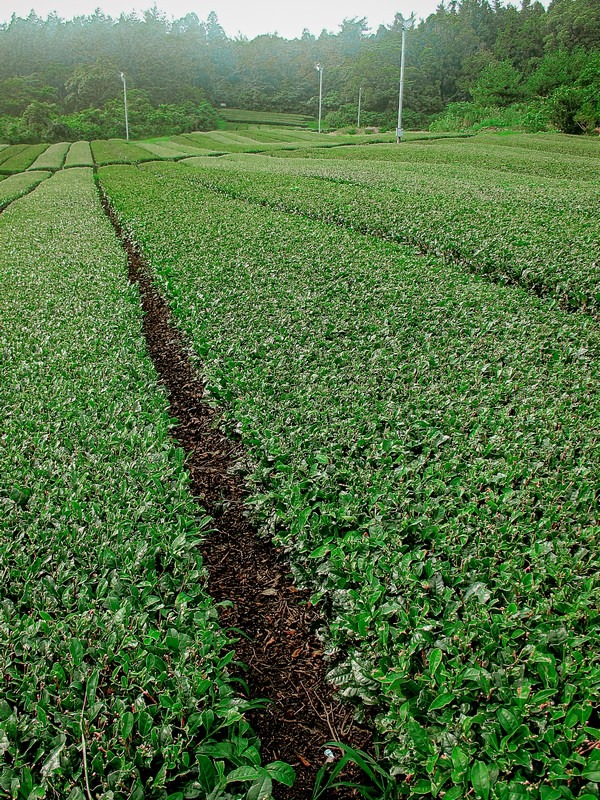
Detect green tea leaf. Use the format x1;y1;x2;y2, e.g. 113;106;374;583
121;712;134;740
471;761;490;800
226;766;260;783
247;775;273;800
429;692;455;711
265;761;295;787
497;708;519;734
429;648;443;677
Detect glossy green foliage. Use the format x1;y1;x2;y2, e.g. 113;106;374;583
0;168;281;800
100;159;600;799
180;135;600;312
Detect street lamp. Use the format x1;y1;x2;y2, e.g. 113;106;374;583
120;71;129;141
357;86;362;129
315;63;323;133
396;20;408;143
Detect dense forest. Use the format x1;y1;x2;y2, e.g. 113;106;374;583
0;0;598;142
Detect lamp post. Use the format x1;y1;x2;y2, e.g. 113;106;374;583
357;86;362;129
316;63;323;133
396;21;407;143
120;71;129;141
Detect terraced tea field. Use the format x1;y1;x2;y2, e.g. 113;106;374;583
1;131;599;800
178;141;600;311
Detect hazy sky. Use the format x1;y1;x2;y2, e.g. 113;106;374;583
1;0;444;39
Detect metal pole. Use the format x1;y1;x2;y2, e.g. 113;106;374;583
120;72;129;141
396;25;406;143
357;86;362;129
317;65;323;133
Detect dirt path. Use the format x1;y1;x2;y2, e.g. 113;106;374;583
100;189;373;800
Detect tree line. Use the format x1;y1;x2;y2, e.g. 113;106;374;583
0;0;598;143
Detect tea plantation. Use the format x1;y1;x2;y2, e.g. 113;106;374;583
1;130;599;799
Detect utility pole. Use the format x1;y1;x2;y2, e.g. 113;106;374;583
396;22;407;143
316;64;323;133
120;71;129;141
357;86;362;129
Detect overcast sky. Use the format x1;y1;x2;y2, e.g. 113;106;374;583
1;0;445;38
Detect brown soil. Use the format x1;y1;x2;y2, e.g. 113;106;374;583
100;191;374;799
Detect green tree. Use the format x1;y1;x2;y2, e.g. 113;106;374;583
337;17;369;57
545;0;600;51
21;100;56;140
493;0;545;70
206;10;226;41
526;48;574;96
472;59;526;105
65;59;121;110
549;85;586;132
548;49;600;132
0;75;56;116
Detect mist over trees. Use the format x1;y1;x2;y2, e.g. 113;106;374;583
0;0;598;142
